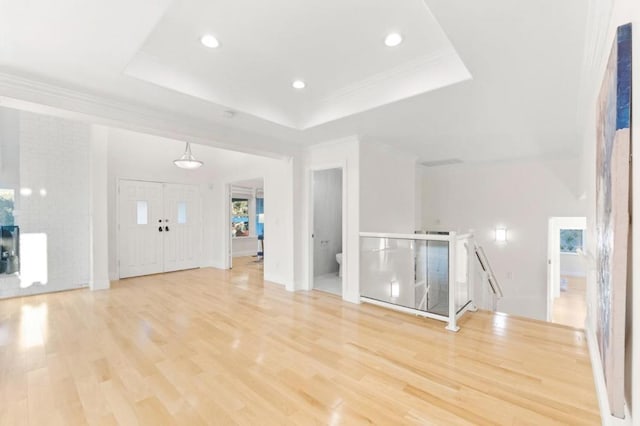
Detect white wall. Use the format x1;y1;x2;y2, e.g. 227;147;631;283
421;157;585;320
360;142;417;233
89;125;109;291
0;108;20;190
232;237;260;257
560;253;586;277
0;109;92;299
312;168;342;276
106;127;294;287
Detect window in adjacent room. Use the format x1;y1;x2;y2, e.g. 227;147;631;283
256;197;264;236
560;229;583;253
0;189;15;226
231;198;249;237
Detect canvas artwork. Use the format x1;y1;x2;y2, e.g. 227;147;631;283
595;23;632;419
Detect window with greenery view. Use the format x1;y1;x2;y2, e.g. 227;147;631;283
231;198;249;237
0;189;15;226
256;197;264;236
560;229;583;253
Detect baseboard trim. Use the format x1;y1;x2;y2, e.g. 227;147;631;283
585;322;632;425
89;279;110;291
200;262;225;270
263;274;284;285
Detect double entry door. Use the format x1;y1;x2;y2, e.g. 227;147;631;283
118;180;201;278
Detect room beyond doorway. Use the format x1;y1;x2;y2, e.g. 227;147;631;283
311;167;344;296
227;178;265;272
547;217;587;328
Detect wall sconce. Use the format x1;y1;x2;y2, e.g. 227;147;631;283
495;227;507;243
390;280;400;298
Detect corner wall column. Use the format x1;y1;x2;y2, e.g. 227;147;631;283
89;125;110;290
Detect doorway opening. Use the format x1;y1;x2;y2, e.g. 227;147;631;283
227;178;264;276
311;168;344;296
547;217;587;328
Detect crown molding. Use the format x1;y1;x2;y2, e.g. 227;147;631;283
315;48;459;106
300;48;471;130
0;70;298;159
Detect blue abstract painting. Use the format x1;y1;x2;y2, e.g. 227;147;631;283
595;22;631;419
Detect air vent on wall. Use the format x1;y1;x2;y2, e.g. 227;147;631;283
419;158;463;167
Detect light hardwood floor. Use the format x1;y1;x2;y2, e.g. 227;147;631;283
0;260;599;425
552;276;587;329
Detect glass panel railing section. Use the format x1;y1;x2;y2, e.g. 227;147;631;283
360;236;450;319
360;231;477;331
424;239;449;316
454;234;472;314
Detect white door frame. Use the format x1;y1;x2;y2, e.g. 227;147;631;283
224;183;232;270
546;216;587;321
309;163;347;299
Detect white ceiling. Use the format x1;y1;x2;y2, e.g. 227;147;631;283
0;0;588;163
124;0;470;129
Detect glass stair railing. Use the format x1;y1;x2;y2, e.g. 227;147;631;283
360;231;477;332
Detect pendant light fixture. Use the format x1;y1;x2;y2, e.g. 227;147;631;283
173;142;203;169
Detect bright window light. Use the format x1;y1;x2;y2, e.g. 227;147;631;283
19;233;48;288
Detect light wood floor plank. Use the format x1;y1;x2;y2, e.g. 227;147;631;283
0;256;599;425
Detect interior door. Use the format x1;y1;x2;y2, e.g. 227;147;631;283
163;183;201;272
118;180;164;278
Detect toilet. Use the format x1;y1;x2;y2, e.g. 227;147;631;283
336;253;343;277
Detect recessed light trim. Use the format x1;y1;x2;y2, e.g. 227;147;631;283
200;34;219;48
292;80;306;89
384;32;403;47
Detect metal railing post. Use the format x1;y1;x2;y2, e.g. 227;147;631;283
446;232;460;332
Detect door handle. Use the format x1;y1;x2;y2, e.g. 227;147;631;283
165;226;170;232
158;226;163;232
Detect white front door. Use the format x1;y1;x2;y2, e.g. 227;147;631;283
118;180;164;278
163;183;201;272
118;180;201;278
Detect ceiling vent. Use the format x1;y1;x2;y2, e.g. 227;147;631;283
420;158;463;167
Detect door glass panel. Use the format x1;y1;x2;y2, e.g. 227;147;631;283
136;201;148;225
177;202;187;224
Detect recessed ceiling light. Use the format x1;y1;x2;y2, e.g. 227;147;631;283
200;34;219;48
384;33;403;47
292;80;306;89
